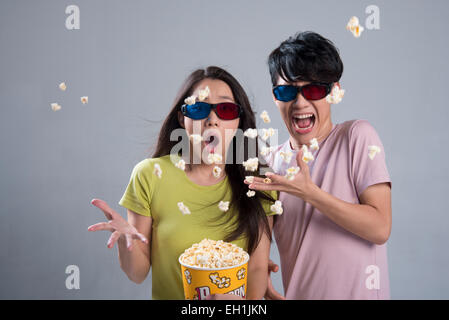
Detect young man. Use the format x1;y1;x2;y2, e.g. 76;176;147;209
247;31;392;299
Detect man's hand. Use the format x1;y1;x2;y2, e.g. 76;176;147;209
245;149;314;201
264;260;285;300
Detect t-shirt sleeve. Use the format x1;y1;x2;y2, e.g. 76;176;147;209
260;190;279;217
349;120;392;198
118;159;154;217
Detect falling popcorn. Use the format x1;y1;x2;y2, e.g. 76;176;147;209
260;128;275;141
368;145;381;160
198;86;210;101
245;176;255;183
346;16;364;38
285;166;300;181
263;177;272;184
190;134;203;144
218;201;230;212
280;151;293;164
243;128;258;139
242;157;259;172
309;138;319;151
59;82;67;91
178;202;191;215
184;95;197;105
175;159;186;171
270;200;283;215
326;86;345;104
80;96;88;104
260;110;271;123
207;153;222;164
51;103;61;111
212;166;222;178
301;145;315;164
260;146;275;157
246;190;256;197
153;163;162;179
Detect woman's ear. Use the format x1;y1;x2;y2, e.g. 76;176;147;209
178;111;185;128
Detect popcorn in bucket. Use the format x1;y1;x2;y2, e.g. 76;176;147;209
178;239;249;300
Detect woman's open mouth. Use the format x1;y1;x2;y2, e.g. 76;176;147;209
292;113;315;134
203;132;220;153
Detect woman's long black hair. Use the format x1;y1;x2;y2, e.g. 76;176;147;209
152;66;275;254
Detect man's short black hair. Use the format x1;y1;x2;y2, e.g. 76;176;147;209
268;31;344;86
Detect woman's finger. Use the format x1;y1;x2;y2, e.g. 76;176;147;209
131;232;149;244
91;198;120;221
106;231;121;249
125;234;134;251
87;222;114;232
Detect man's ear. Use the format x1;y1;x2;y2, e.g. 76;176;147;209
177;111;185;128
334;82;341;90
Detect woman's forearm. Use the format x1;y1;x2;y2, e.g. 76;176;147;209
117;236;151;284
246;267;268;300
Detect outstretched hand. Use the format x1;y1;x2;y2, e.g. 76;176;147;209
88;198;148;250
246;149;315;200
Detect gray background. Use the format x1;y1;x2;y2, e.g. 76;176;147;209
1;0;448;299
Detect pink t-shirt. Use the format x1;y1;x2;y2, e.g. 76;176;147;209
265;120;392;300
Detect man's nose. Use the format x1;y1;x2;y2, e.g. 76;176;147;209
293;91;310;108
206;111;219;127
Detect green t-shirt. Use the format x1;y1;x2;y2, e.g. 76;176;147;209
118;154;278;300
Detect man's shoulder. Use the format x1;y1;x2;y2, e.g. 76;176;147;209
336;119;378;141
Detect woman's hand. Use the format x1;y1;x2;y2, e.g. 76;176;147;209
246;149;316;201
88;198;148;251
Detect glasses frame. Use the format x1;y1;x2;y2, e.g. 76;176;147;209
180;101;243;120
272;82;334;102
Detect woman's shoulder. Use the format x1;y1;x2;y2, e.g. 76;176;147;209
132;155;174;173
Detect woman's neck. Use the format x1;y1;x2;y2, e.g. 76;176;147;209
185;162;226;186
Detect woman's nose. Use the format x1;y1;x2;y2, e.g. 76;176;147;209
205;111;219;127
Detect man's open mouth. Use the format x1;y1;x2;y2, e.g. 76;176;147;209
292;113;315;134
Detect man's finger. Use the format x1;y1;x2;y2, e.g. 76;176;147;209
244;176;265;184
295;150;310;176
249;182;284;192
268;259;279;273
264;171;286;184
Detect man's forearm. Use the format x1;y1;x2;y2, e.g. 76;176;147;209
117;236;151;284
302;184;389;245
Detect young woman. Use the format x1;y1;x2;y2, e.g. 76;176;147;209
88;66;277;300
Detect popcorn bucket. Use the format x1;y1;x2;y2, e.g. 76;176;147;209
179;254;249;300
